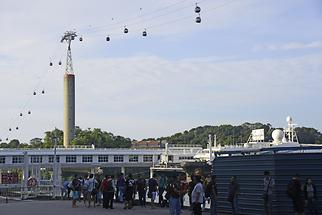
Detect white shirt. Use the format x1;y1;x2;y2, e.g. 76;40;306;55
86;178;97;192
192;182;204;203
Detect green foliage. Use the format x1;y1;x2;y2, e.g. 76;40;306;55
160;123;322;148
0;123;321;149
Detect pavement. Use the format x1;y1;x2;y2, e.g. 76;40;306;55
0;200;212;215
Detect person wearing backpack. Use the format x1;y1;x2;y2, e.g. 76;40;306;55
136;174;147;207
263;171;274;215
124;174;135;209
287;174;304;215
106;175;115;209
71;174;81;208
101;175;109;209
148;174;159;209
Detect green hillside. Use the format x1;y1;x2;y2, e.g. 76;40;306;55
1;123;321;149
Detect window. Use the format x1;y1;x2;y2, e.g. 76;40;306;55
179;156;194;160
143;155;153;162
66;155;76;163
30;156;42;163
82;155;93;163
129;155;138;162
0;156;5;164
49;156;60;163
114;155;124;162
168;155;173;162
98;155;108;163
12;156;24;163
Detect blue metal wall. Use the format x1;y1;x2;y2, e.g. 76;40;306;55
213;153;322;215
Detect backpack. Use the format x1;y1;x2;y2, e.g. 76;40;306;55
72;179;80;191
107;180;114;192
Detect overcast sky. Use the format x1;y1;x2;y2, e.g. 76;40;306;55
0;0;322;143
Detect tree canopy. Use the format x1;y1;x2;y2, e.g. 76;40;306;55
0;123;321;149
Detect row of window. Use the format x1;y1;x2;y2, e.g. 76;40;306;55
0;155;155;164
178;156;194;160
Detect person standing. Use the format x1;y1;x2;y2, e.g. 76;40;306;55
95;175;102;206
227;176;240;215
205;175;218;215
148;174;159;209
263;171;275;215
100;175;109;209
124;174;135;209
85;174;98;207
179;175;188;209
105;175;115;209
188;175;196;210
117;173;126;203
192;175;204;215
168;176;181;215
303;177;318;215
287;174;304;215
159;175;167;206
71;174;81;208
136;174;147;207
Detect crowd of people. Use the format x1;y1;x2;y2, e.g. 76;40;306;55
60;171;319;215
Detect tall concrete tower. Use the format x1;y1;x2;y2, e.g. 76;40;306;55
61;31;77;148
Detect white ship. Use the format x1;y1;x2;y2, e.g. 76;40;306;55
193;116;319;163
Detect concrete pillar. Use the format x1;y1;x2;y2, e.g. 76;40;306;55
22;151;29;199
121;167;125;175
63;73;75;148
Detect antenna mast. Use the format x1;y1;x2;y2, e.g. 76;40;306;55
61;31;77;74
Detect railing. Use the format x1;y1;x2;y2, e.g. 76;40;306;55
0;184;61;203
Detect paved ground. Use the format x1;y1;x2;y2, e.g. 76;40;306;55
0;200;212;215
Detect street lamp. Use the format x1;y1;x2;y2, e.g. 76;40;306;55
53;135;58;198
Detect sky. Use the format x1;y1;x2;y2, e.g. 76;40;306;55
0;0;322;143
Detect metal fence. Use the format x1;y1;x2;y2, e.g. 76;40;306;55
0;184;60;203
213;152;322;215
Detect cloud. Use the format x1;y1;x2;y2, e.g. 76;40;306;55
253;41;322;52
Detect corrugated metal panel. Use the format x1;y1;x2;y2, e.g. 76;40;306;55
213;153;322;215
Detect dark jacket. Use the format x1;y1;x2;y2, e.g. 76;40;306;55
228;181;239;202
287;178;303;200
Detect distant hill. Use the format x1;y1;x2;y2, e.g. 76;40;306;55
1;123;321;149
157;123;322;148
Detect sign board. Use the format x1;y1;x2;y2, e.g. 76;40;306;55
251;129;265;141
1;172;19;184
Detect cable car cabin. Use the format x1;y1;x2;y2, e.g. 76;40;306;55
20;113;22;116
33;92;36;95
196;16;201;23
124;27;129;34
16;127;18;130
42;90;45;94
28;111;31;115
106;36;110;41
49;62;53;66
143;30;147;37
6;138;8;141
195;6;201;13
59;61;62;65
9;128;11;131
79;37;83;42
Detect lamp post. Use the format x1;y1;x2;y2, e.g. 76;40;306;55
53;136;58;198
